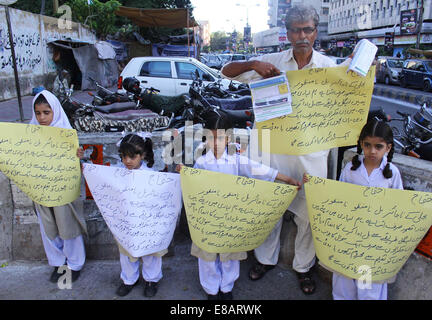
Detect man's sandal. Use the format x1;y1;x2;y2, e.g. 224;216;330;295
296;271;316;295
248;262;275;281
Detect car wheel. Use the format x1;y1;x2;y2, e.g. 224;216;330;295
385;76;390;85
424;81;431;92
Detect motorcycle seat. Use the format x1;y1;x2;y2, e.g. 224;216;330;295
94;109;157;121
94;102;137;114
205;96;252;110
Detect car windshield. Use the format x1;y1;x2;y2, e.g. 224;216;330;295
194;60;220;78
425;61;432;71
219;55;231;63
232;55;245;61
388;60;403;68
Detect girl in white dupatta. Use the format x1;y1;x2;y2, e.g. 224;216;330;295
30;90;87;284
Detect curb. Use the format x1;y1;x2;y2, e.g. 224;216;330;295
373;86;427;105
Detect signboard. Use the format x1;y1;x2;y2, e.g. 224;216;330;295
385;32;394;49
244;26;251;43
400;9;418;35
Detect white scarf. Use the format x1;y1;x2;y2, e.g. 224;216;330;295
30;90;72;129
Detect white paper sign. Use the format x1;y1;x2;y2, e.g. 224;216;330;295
249;74;293;122
83;163;182;257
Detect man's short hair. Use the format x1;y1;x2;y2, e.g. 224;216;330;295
285;4;319;30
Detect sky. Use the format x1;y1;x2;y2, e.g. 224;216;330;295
190;0;269;34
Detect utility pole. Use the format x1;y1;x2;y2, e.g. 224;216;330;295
416;0;424;49
1;1;24;122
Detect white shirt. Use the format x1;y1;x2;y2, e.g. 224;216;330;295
222;49;340;217
193;149;278;182
222;49;337;84
339;155;404;190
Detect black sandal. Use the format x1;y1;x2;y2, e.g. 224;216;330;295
248;262;275;281
296;271;316;295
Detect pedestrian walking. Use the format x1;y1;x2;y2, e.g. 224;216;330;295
30;90;87;284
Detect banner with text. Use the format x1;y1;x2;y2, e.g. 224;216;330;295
83;164;182;257
305;176;432;282
180;166;298;253
256;66;375;155
0;122;80;207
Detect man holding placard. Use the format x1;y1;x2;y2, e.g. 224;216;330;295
222;4;351;295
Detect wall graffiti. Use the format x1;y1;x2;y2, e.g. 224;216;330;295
0;28;43;72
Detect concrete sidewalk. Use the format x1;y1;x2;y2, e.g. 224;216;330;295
0;233;333;300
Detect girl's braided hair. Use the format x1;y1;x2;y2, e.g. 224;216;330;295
119;134;154;168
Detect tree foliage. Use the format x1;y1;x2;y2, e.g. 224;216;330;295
9;0;194;40
65;0;121;38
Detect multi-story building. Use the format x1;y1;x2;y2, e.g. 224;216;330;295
198;20;211;47
327;0;432;57
256;0;330;51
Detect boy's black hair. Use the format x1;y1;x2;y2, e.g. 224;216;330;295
119;134;154;168
34;94;50;109
351;119;395;178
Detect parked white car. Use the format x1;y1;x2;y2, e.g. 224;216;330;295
117;56;235;96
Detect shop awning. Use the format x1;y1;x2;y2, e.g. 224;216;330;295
115;6;198;28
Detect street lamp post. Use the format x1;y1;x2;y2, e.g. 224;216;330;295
235;3;260;53
416;0;424;49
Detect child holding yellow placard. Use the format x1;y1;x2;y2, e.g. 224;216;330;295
189;109;301;300
30;90;87;284
331;119;403;300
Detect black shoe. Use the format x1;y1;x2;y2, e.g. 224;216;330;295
144;281;158;297
207;293;219;300
116;282;137;297
71;269;81;282
49;266;65;283
220;291;233;300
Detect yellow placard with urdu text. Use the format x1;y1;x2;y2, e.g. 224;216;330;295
305;176;432;282
257;66;375;155
180;166;298;253
0;122;81;207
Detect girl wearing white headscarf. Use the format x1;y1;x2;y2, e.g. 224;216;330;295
31;90;87;284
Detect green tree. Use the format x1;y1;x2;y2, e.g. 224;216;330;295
210;31;229;52
65;0;121;38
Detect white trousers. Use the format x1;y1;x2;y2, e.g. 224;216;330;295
37;213;85;271
254;214;316;273
332;274;388;300
119;253;163;285
198;257;240;295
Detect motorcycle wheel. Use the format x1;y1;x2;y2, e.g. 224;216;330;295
416;144;432;161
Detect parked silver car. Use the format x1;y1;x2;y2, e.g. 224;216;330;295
376;56;404;85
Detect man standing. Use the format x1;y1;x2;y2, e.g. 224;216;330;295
221;4;340;295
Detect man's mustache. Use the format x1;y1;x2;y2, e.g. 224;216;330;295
295;40;310;45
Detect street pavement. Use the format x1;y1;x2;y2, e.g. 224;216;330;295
0;232;333;300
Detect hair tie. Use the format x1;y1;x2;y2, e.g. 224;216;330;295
116;131;152;147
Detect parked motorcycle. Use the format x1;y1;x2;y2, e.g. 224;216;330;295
121;74;254;130
55;78;169;132
87;76;132;105
391;103;432;161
